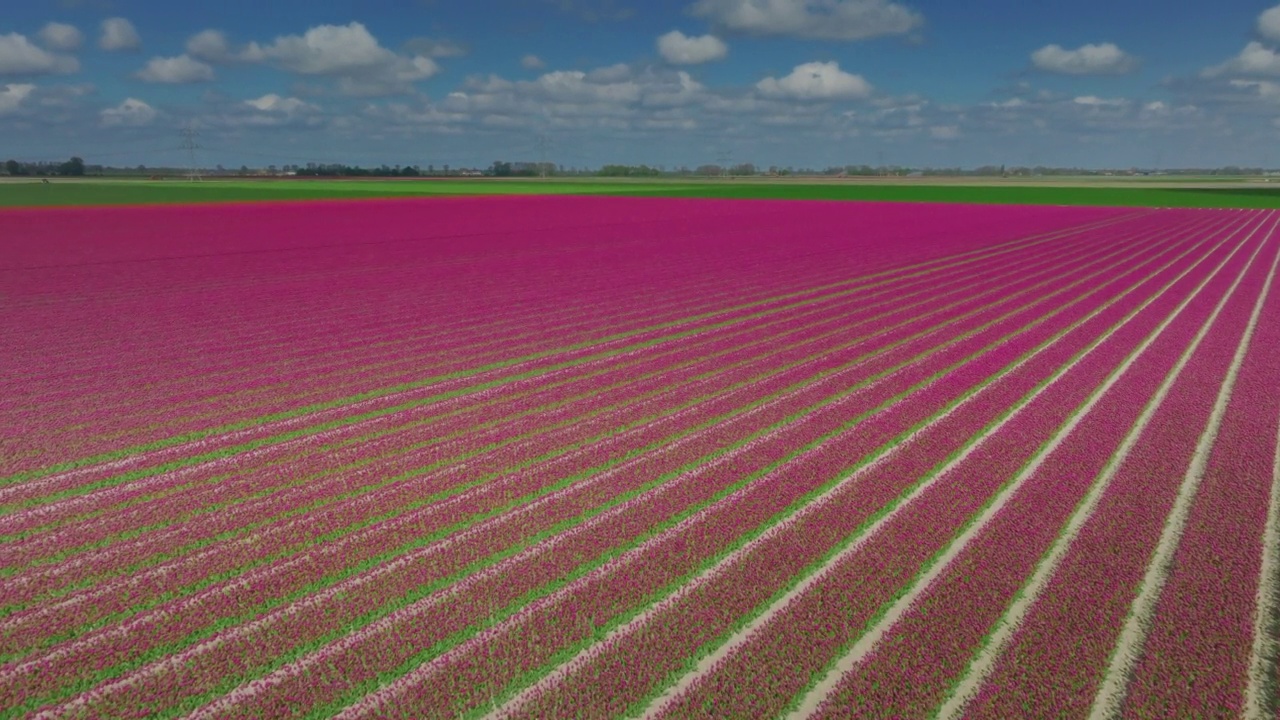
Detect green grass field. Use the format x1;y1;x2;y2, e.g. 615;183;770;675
4;176;1280;209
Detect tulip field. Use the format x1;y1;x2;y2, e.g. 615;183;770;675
2;194;1279;719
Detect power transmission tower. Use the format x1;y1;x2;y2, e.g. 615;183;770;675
179;125;202;181
716;150;732;178
536;133;550;178
877;150;886;176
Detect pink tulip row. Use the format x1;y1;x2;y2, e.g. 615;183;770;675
1;217;1120;713
4;207;1138;568
498;223;1218;719
0;246;1033;641
254;210;1216;720
205;243;1164;720
2;206;1162;712
1119;236;1280;716
9;249;884;462
5;196;1121;476
3;209;1053;497
11;199;1246;720
962;216;1275;718
5;204;1136;607
5;235;1111;716
3;259;949;541
645;211;1258;720
0;223;1087;617
802;212;1275;719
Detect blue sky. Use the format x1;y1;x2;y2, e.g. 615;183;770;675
2;0;1279;169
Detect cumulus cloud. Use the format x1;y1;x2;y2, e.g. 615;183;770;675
1205;41;1280;77
657;30;728;64
100;17;141;51
403;37;469;58
1031;42;1137;75
0;82;36;115
1229;78;1280;101
756;61;872;100
38;22;83;51
0;32;79;75
100;97;156;126
254;22;439;96
135;55;215;84
521;54;546;69
929;124;959;139
185;29;264;64
689;0;923;41
437;63;710;134
1260;5;1280;42
1073;95;1130;107
245;93;317;114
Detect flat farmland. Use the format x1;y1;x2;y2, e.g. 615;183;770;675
1;195;1277;719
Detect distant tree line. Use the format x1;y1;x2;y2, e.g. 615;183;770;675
487;161;558;177
293;163;424;177
7;155;1276;180
597;164;663;177
3;157;90;177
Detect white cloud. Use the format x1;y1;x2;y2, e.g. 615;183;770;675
689;0;923;41
254;22;439;96
1205;41;1280;77
642;70;706;106
0;33;79;75
38;23;83;51
528;69;642;103
437;63;710;134
404;37;468;58
756;61;872;100
1260;5;1280;42
586;62;632;83
1073;95;1129;107
1229;78;1280;101
1031;43;1137;75
136;55;215;84
100;97;156;126
245;93;317;114
0;83;36;115
100;18;141;51
259;22;400;74
521;54;546;70
930;124;959;139
186;30;232;62
185;29;264;63
657;30;728;64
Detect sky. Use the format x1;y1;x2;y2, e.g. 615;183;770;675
2;0;1280;170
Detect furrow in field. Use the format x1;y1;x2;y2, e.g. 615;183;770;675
1091;220;1280;717
962;215;1274;719
3;214;1143;714
0;215;1121;614
5;207;1116;427
3;218;1093;542
640;210;1266;720
1120;222;1280;718
0;205;1142;490
20;208;1172;717
14;252;871;449
1249;344;1280;720
804;212;1280;720
283;213;1230;720
0;215;1147;595
486;212;1240;720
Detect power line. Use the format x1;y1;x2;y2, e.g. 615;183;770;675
715;149;732;178
179;125;202;181
536;133;551;178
